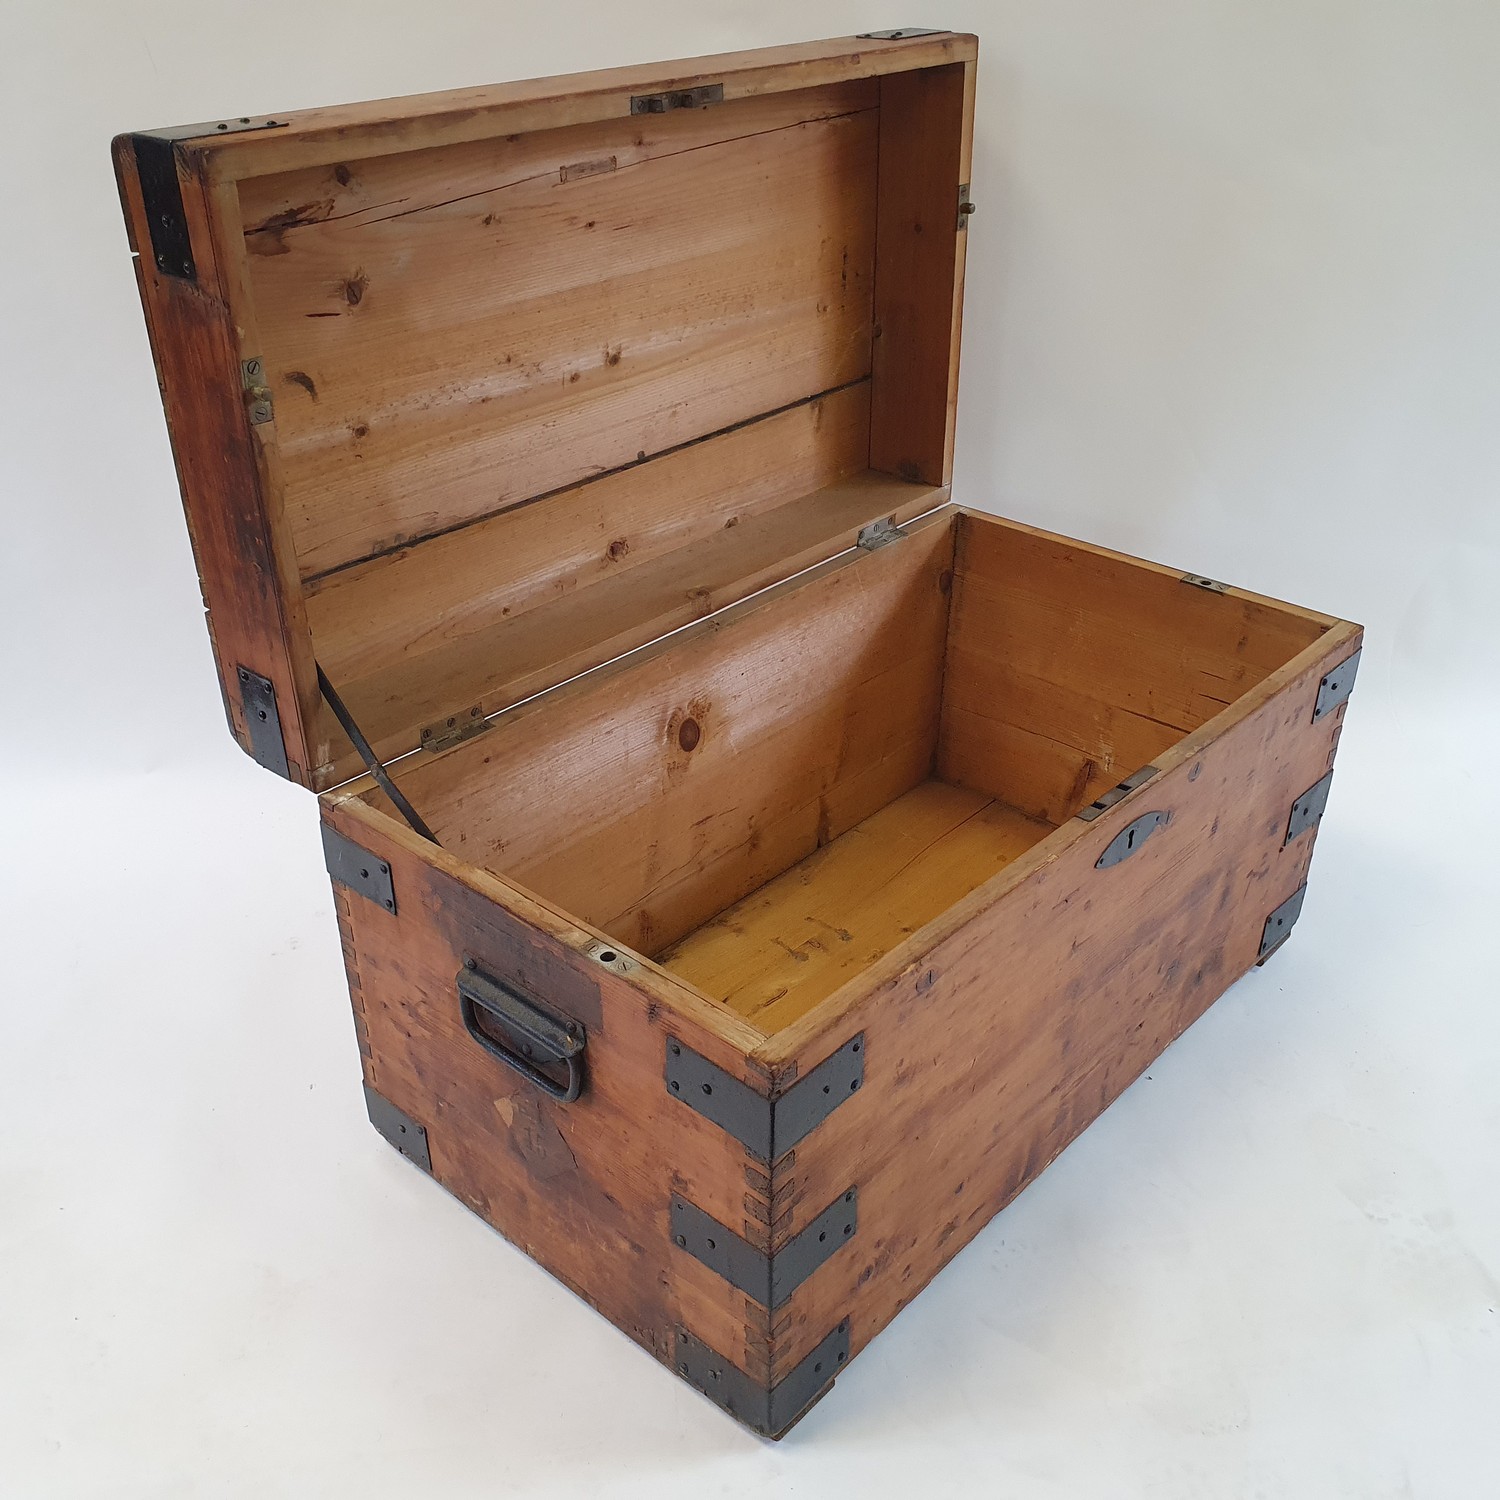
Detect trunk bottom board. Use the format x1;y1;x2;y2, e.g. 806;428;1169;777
656;777;1057;1032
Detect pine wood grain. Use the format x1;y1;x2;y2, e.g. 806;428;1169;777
386;515;957;957
322;794;777;1380
121;44;979;795
869;60;976;486
938;511;1336;823
124;38;1372;1437
327;505;1359;1424
305;385;871;693
307;461;944;785
112;135;319;784
190;34;978;181
760;617;1361;1381
249;100;880;578
238;79;878;237
660;779;1055;1033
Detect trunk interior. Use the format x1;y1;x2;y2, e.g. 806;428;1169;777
354;508;1333;1037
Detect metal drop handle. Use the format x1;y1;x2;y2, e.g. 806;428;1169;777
456;961;586;1102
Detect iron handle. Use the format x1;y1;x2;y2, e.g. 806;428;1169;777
457;961;586;1102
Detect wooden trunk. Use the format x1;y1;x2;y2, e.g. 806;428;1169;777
114;32;1361;1437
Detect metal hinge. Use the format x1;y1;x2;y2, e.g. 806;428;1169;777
1313;649;1361;721
674;1322;850;1438
139;114;289;144
957;183;976;230
664;1034;864;1163
419;704;489;753
857;28;948;39
630;83;723;115
671;1188;858;1307
857;516;904;551
241;358;273;425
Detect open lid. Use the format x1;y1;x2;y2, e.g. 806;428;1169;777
114;31;977;789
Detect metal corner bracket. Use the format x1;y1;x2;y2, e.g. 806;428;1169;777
322;823;397;914
1258;885;1308;961
1285;770;1335;845
670;1188;858;1307
363;1083;431;1171
1313;649;1361;721
236;665;290;778
131;116;286;282
663;1035;864;1162
674;1321;850;1437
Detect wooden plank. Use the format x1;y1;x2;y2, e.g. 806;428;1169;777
112;136;318;784
760;617;1362;1378
238;79;877;237
249;104;881;577
198;173;327;765
322;794;778;1381
186;34;978;181
306;385;872;707
387;516;957;958
937;511;1335;823
660;779;1055;1034
309;466;945;787
869;59;975;485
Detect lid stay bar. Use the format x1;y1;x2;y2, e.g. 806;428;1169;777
317;664;440;845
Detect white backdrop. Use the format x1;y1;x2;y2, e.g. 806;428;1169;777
3;3;1498;1496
